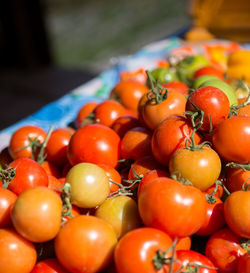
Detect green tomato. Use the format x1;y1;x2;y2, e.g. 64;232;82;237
147;68;179;86
95;195;141;239
199;79;238;106
66;162;110;208
193;75;221;90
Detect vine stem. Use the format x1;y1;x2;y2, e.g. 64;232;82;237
37;125;54;165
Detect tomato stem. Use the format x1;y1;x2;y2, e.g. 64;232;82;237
239;238;250;252
226;162;250;171
80;112;96;127
37;125;54;165
0;167;16;189
61;182;73;218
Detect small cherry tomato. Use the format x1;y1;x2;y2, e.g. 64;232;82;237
30;258;68;273
75;101;98;128
111;115;140;138
0;188;17;228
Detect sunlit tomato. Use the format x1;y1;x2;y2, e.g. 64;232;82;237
120;127;152;160
75;101;98;128
31;258;68;273
237;253;250;273
152;116;202;166
110;80;148;113
46;128;73;167
186;86;230;132
196;195;225;236
162;81;189;95
67;124;120;168
11;187;62;242
9;125;47;160
205;228;247;273
212;116;250;164
41;161;61;178
0;188;17;228
55;215;117;273
226;167;250;192
176;236;192;251
111;115;140;138
0;228;37;273
138;177;207;238
224;190;250;238
95;195;141;238
8;158;48;195
93;100;127;127
66;163;110;208
193;65;224;80
139;89;187;131
47;175;65;194
114;227;173;273
169;146;221;191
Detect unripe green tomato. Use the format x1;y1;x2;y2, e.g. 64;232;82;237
66;162;110;208
192;75;221;90
147;68;179;86
95;195;141;239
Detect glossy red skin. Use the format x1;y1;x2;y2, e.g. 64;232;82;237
9;125;46;160
114;227;173;273
31;259;68;273
151;116;202;166
186;86;230;132
237;253;250;273
205;228;247;273
8;158;48;195
67;124;120;168
193;66;224;80
138;177;207;238
93;100;127;127
75;101;98;129
162;81;189;95
174;250;217;273
111;115;140;138
226;167;250;193
0;188;17;228
212;116;250;164
46;128;73;167
196;195;225;236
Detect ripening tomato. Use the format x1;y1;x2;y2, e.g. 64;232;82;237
0;188;17;228
162;81;189;95
237;253;250;273
55;215;117;273
114;227;173;273
9;125;47;160
75;101;98;128
67;124;120;168
11;187;62;242
8;158;48;195
212;116;250;164
30;258;68;273
111;115;140;138
193;65;224;80
0;228;37;273
138;177;207;238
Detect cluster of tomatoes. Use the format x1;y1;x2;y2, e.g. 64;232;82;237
0;52;250;273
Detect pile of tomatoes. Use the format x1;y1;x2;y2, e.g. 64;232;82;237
0;52;250;273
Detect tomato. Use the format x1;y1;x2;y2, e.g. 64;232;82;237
109;80;148;113
176;236;191;251
66;162;110;208
0;228;37;273
186;86;230;132
138;177;207;238
11;187;62;242
67;124;120;168
193;75;221;90
55;215;117;273
147;67;179;85
204;182;224;199
196;195;225;236
45;127;73;167
161;81;189;95
139;89;187;131
237;253;250;273
114;227;173;273
47;175;65;194
8;158;48;195
9;125;47;160
31;258;68;273
212;116;250;164
62;205;81;224
41;161;61;178
151;116;202;166
205;228;247;273
238;103;250;117
95;195;141;238
224;190;250;238
169;146;221;191
93;100;127;127
120;127;152;160
193;65;224;80
0;188;17;227
111;115;140;138
75;101;98;129
226;167;250;193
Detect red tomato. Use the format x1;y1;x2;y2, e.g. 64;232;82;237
8;158;48;195
138;177;207;238
31;258;68;273
212;116;250;164
67;124;120;168
0;188;17;228
176;236;192;251
0;228;37;273
41;161;61;178
114;227;173;273
55;215;117;273
75;101;98;128
162;81;189;95
9;125;47;160
205;228;247;273
152;116;202;166
46;128;73;167
237;253;250;273
194;66;224;80
111;115;140;138
226;167;250;192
